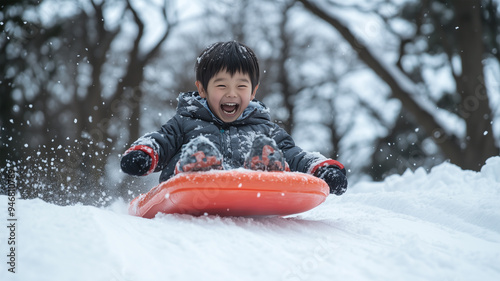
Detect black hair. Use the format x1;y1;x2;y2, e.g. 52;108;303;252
195;41;260;93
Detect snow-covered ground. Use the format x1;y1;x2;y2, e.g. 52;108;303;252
1;157;500;281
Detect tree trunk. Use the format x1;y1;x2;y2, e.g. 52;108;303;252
453;0;498;169
277;2;295;134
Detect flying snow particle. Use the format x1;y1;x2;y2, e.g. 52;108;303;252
483;131;488;136
74;118;78;124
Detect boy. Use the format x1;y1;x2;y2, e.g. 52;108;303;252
121;41;348;195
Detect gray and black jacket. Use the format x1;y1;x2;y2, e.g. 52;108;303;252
126;92;334;182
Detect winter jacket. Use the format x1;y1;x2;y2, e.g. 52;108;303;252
126;92;342;182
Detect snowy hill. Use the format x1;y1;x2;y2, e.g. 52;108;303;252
1;157;500;281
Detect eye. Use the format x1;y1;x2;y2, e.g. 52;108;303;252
238;84;248;88
216;85;226;88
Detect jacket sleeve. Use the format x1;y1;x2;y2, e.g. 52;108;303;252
125;115;185;173
270;123;344;174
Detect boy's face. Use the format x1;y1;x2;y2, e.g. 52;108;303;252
196;70;258;123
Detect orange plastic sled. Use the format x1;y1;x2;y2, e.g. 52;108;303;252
128;170;329;218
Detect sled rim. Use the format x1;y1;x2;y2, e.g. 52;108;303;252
129;170;329;218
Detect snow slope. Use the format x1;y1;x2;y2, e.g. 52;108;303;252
1;157;500;281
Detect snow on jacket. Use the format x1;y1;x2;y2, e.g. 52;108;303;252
126;92;342;182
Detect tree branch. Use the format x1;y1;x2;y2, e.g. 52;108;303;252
297;0;463;163
142;0;178;64
126;0;145;63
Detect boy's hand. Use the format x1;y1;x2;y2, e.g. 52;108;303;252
314;165;348;195
121;150;152;176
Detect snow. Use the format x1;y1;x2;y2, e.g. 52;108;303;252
1;157;499;281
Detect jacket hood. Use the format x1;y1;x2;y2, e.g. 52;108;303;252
176;92;271;125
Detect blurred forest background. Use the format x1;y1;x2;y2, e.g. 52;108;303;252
1;0;499;206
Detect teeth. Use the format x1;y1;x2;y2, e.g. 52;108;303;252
222;103;238;114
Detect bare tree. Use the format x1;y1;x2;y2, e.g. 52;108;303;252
2;0;178;204
274;1;296;134
297;0;498;171
73;0;177;201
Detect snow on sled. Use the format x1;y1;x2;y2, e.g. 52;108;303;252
128;170;329;218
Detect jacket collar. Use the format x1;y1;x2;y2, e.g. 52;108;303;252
177;92;270;125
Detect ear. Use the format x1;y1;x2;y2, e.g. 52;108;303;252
195;81;207;98
251;84;259;100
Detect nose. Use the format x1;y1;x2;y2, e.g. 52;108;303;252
225;87;237;97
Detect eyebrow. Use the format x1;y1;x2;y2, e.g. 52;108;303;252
213;77;250;83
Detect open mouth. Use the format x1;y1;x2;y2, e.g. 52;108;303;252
221;103;239;115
